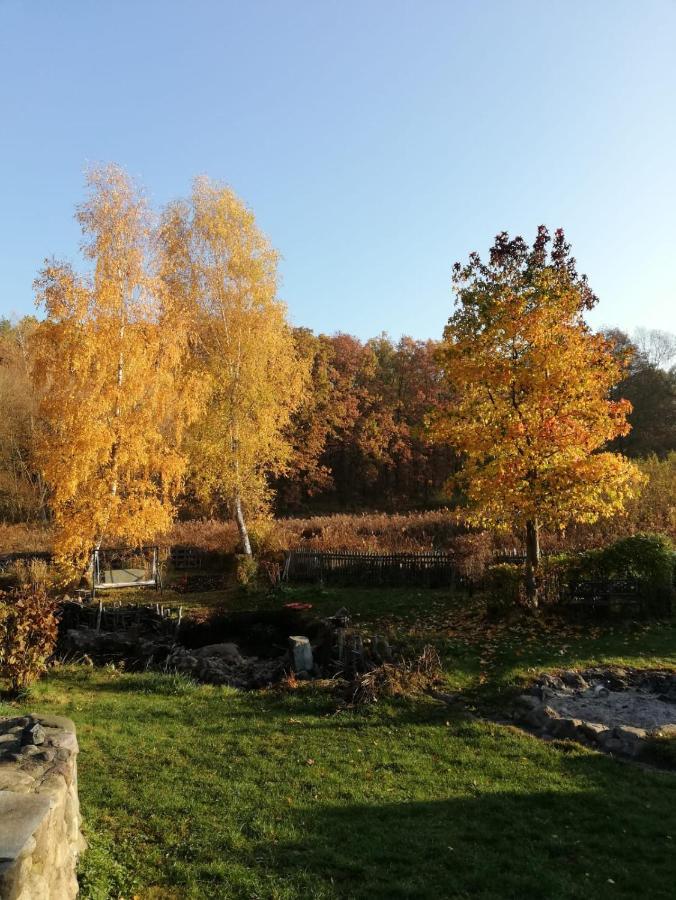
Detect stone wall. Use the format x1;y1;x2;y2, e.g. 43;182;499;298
0;714;85;899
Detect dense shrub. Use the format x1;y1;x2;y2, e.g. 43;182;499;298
566;533;674;614
484;563;524;616
235;554;259;592
484;536;674;617
628;454;676;536
571;533;673;586
0;588;58;694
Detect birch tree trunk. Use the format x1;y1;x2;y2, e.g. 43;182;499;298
234;494;252;556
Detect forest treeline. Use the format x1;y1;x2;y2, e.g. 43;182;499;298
1;166;674;577
1;314;674;523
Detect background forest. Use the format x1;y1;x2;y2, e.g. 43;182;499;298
1;315;674;539
0;167;674;569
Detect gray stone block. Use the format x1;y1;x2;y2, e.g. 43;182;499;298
0;791;51;863
289;636;314;672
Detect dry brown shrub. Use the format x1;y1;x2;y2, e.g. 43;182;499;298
0;588;59;694
163;518;239;552
147;454;676;571
349;644;443;705
275;509;467;552
6;557;54;591
164;512;517;577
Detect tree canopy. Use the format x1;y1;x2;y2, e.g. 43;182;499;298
432;227;644;601
158;177;308;553
32;165;196;571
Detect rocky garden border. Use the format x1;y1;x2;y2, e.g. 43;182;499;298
512;667;676;761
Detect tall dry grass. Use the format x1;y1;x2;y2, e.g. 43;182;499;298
1;455;672;575
0;522;52;553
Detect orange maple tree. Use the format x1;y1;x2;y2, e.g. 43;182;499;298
433;227;644;604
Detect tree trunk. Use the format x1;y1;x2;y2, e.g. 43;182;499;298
525;519;540;608
234;494;252;556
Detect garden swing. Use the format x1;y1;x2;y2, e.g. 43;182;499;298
91;546;161;598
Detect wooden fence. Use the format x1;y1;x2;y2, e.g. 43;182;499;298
283;550;464;588
60;600;182;636
169;546;233;571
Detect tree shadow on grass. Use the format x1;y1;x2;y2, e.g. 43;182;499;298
251;753;676;900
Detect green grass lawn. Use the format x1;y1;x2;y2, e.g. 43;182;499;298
3;585;676;899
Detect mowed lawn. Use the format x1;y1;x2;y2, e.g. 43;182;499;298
3;587;676;899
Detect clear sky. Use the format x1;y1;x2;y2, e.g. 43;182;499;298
1;0;674;340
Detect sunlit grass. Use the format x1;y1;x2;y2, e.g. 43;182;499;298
2;584;675;898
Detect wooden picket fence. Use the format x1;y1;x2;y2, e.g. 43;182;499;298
283;550;464;588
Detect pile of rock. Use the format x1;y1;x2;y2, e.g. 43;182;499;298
166;642;286;688
0;714;85;900
62;625;173;667
60;605;395;690
512;667;676;759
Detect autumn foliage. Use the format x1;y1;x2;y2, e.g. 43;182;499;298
0;164;670;579
158;178;308;554
0;588;58;694
433;228;644;602
31;165;197;573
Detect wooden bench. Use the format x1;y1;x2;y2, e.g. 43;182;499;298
567;578;642;616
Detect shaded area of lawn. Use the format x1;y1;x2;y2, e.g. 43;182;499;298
2;662;675;899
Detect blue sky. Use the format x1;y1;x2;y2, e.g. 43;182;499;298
1;0;674;340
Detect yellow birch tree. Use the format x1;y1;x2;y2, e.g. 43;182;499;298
32;164;197;574
158;177;308;554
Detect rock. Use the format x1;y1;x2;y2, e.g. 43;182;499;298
0;766;36;792
513;697;556;730
602;736;626;754
514;694;541;712
612;725;647;757
596;725;646;757
192;643;244;665
651;724;676;738
560;671;588;691
548;717;583;740
19;745;44;758
0;791;52;863
23;723;46;746
541;674;566;691
330;607;351;626
0;714;84;899
522;706;555;729
614;725;647;740
0;717;29;731
577;721;607;742
346;631;366;674
515;709;539;727
0;734;21;751
289;636;313;673
592;684;609;698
